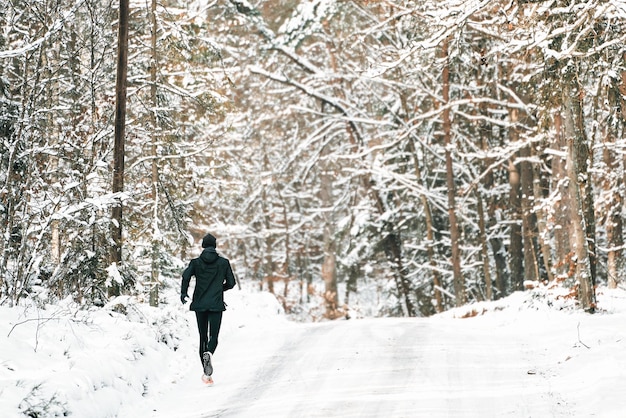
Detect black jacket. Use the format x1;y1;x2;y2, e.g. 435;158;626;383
181;248;236;311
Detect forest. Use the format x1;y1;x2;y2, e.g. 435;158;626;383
1;0;625;320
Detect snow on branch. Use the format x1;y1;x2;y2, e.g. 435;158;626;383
0;3;82;59
365;0;493;77
229;0;319;74
248;65;367;143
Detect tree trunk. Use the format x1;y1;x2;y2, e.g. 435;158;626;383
344;264;358;310
483;144;507;297
476;191;492;300
110;0;129;297
575;120;597;289
260;189;275;294
508;108;523;292
320;216;339;318
321;246;338;318
474;57;494;301
279;190;292;302
319;44;340;318
442;37;465;306
552;114;572;280
532;146;554;284
489;217;508;297
562;66;596;312
603;145;623;289
149;0;159;307
520;144;539;284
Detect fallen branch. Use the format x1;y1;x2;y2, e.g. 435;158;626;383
577;322;590;349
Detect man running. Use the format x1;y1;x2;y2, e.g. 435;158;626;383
181;233;236;384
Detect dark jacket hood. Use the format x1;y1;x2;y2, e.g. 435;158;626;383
199;247;218;264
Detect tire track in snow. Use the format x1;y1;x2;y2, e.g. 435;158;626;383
207;318;427;418
204;316;570;418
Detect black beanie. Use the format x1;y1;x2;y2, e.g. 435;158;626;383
201;233;217;248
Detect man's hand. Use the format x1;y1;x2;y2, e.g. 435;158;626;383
181;294;189;304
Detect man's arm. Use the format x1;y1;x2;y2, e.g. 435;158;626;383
181;260;195;300
223;260;236;291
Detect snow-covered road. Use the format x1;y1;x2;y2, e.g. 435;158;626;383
123;311;583;418
4;290;624;417
217;319;429;417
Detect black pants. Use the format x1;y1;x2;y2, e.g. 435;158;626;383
195;310;223;366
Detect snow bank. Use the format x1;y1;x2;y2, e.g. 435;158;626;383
435;286;626;417
0;288;285;418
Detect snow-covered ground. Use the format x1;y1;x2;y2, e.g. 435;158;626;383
1;285;625;417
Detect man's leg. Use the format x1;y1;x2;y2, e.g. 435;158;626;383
207;311;223;354
195;310;210;366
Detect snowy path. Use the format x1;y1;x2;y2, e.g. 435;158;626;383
121;314;575;418
4;290;625;417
